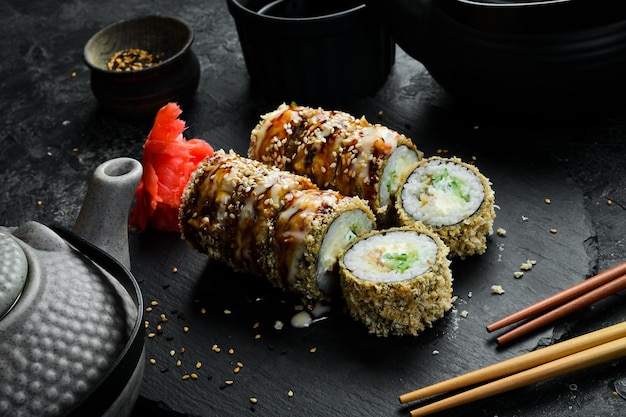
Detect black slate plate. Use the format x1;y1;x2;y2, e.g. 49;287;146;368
130;145;600;417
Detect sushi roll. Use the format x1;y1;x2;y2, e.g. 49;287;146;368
248;103;423;225
179;150;376;300
339;226;453;337
273;188;376;298
396;156;496;258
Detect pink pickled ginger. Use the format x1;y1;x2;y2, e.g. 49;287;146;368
130;102;214;232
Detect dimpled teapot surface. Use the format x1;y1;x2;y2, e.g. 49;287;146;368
0;222;140;416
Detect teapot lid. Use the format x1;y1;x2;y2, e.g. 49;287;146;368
0;231;28;319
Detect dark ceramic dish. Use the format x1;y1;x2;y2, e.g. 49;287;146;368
366;0;626;110
226;0;395;104
84;15;200;119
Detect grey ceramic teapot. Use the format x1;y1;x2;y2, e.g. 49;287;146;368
0;158;145;417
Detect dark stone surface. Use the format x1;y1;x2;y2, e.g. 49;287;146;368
1;1;625;416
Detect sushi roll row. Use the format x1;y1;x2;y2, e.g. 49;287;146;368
248;103;424;226
179;150;377;300
178;150;454;336
248;104;496;259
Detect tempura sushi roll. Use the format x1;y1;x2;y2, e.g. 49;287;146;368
396;156;496;258
179;150;376;300
248;103;423;225
339;226;453;337
274;188;376;299
179;150;314;279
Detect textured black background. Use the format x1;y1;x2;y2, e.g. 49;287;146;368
1;1;626;416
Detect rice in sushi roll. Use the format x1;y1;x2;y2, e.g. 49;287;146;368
339;226;453;337
396;156;496;258
179;150;377;300
248;103;423;225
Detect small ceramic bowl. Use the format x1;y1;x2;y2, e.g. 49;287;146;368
84;15;200;119
226;0;395;104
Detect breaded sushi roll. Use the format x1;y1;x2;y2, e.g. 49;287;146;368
396;156;496;258
273;188;376;299
339;226;453;337
179;150;376;300
248;103;423;225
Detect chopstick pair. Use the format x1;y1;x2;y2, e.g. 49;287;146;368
399;321;626;417
487;261;626;345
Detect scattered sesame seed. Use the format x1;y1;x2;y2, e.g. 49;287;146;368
237;361;244;368
148;333;156;338
170;350;176;357
196;362;202;369
233;367;241;374
149;358;157;365
250;397;258;404
200;307;207;314
151;300;159;306
182;374;190;380
191;373;198;380
607;199;613;205
309;347;317;353
145;307;153;313
491;285;505;295
520;260;535;270
253;322;260;329
183;326;190;333
228;348;234;355
254;334;261;340
288;390;294;397
225;380;234;385
176;360;182;367
224;309;232;315
172;267;178;273
212;344;221;353
432;350;440;355
550;228;557;234
544;198;551;204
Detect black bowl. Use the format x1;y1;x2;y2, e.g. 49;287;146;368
226;0;395;104
366;0;626;110
84;15;200;119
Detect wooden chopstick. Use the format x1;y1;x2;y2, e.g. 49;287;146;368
399;321;626;405
406;335;626;417
495;273;626;345
487;261;626;333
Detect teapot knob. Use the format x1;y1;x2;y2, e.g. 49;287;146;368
73;157;143;269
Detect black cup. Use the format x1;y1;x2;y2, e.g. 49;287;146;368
226;0;395;104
